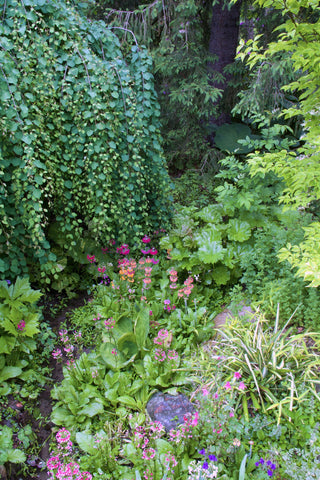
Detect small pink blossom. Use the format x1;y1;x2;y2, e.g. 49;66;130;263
17;320;25;331
234;371;242;379
202;387;209;396
111;349;117;355
104;317;115;329
47;455;60;470
224;382;232;390
87;254;96;263
167;350;179;360
155;348;166;362
142;235;151;243
238;382;246;390
229;410;235;417
56;428;71;443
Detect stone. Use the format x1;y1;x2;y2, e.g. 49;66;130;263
146;391;194;432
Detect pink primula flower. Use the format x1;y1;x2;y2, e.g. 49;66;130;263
234;371;242;379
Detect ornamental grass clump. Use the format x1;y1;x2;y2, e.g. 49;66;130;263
204;305;320;423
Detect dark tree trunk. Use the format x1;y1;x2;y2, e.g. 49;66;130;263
208;0;242;128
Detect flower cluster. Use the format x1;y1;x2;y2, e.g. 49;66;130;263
86;254;96;264
117;244;130;255
169;269;178;289
224;372;246;391
178;276;194;298
104;317;115;330
52;329;82;367
188;459;218;479
255;458;277;477
47;428;92;480
97;265;111;285
163;299;176;312
169;412;199;444
17;319;26;331
118;258;136;282
141;247;158;256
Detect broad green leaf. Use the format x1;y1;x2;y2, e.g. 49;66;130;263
76;432;97;454
0;366;22;382
134;310;149;350
196;231;224;264
7;449;26;463
227;219;251;242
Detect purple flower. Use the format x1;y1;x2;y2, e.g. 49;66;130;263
199;449;206;455
6;280;11;285
208;454;217;461
260;458;265;465
202;462;209;470
267;470;273;477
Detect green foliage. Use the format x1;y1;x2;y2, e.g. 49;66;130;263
172;168;222;209
0;278;42;388
104;0;222;169
237;0;320;286
161;156;284;286
0;0;172;285
211;308;320;423
0;425;26;466
238;218;320;328
213;123;255;154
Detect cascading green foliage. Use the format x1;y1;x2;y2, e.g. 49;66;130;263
0;0;172;283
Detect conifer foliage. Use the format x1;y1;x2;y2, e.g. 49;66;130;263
0;0;172;282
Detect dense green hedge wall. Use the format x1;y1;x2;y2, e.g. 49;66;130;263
0;0;172;282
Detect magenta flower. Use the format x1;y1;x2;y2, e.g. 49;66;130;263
167;350;179;360
87;254;96;263
141;249;149;255
238;382;246;390
224;381;232;390
149;248;158;256
151;258;159;264
142;235;151;243
234;371;242;379
17;320;26;331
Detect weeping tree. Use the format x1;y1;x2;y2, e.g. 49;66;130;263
0;0;172;285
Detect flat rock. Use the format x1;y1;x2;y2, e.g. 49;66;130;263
214;302;256;328
146;392;194;431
